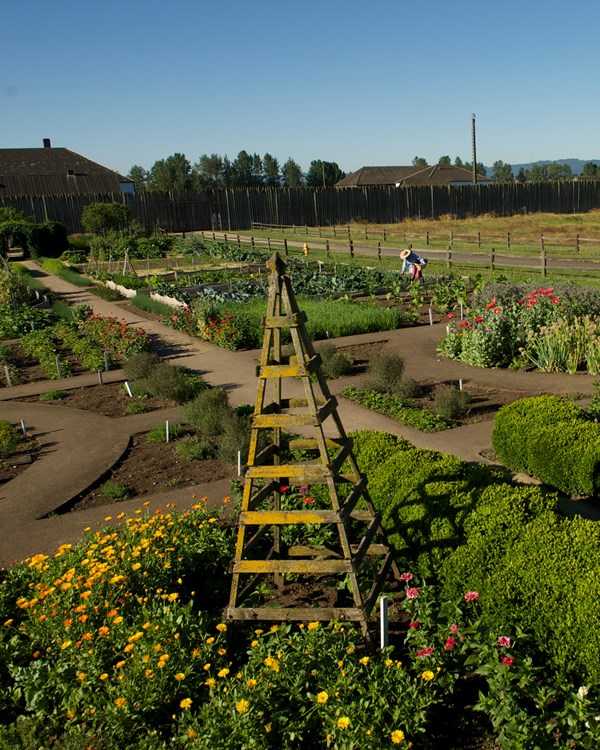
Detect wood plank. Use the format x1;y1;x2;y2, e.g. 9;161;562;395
263;311;307;328
246;464;330;480
227;606;365;621
241;510;339;525
233;559;352;574
287;437;343;452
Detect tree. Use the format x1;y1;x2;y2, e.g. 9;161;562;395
305;160;344;187
547;163;573;181
262;153;280;186
492;160;514;182
81;202;131;235
464;161;487;177
146;153;192;192
583;162;599;176
516;167;527;183
232;150;256;187
454;157;465;168
127;165;148;191
527;164;549;182
281;158;303;187
438;155;451;165
192;154;224;188
412;156;428;168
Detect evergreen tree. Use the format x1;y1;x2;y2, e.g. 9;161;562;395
146;153;192;191
263;153;281;186
305;160;344;187
127;165;148;191
492;160;514;182
281;158;303;186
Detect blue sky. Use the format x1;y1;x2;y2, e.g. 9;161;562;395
3;0;599;177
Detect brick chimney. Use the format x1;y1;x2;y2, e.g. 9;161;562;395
43;138;51;148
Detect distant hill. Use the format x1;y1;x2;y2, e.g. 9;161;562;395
485;159;600;177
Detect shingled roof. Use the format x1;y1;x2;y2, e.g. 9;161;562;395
0;145;133;196
336;164;491;188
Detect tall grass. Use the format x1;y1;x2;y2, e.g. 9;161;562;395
130;293;177;317
219;296;403;347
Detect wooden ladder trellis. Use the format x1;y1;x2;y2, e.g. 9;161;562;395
226;252;399;644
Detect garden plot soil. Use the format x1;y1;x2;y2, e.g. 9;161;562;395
0;341;92;388
12;382;177;418
65;434;237;513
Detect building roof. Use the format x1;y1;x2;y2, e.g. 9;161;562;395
0;145;133;196
336;164;491;188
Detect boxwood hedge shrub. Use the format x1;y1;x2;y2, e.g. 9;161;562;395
364;441;503;577
491;395;583;474
441;503;600;683
528;420;600;497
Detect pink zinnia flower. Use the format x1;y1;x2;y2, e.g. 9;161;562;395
446;313;454;319
464;591;479;602
445;637;456;650
450;624;459;633
399;572;413;582
416;647;434;657
406;588;420;599
497;636;512;648
408;621;420;629
502;656;515;666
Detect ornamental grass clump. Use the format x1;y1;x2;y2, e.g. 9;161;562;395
315;342;353;379
364;351;405;395
433;385;471;421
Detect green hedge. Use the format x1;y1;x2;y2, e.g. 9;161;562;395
491;396;583;474
528;420;600;497
342;387;449;433
363;440;502;577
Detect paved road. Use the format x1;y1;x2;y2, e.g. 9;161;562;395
0;261;597;566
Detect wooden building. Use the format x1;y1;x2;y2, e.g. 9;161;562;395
336;163;491;188
0;139;133;197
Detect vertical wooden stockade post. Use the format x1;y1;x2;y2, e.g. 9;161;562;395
226;252;399;646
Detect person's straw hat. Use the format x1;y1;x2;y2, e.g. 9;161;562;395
400;249;411;260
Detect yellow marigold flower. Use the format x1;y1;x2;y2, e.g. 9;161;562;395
61;641;72;650
3;619;13;627
338;717;350;730
359;656;370;666
251;640;259;648
77;672;87;680
123;644;134;653
128;632;144;642
307;621;320;630
255;629;263;635
142;622;151;630
180;698;192;710
421;670;435;681
115;661;126;669
347;645;355;654
217;668;230;678
66;709;75;719
218;648;226;656
269;625;279;633
99;673;109;681
187;730;197;739
205;678;216;687
203;663;211;671
142;654;150;663
175;673;185;681
113;616;123;625
206;637;215;645
192;648;200;657
145;670;155;679
98;626;110;637
265;723;272;733
385;659;394;667
114;697;127;709
316;691;329;703
391;729;405;744
167;592;179;602
263;657;280;672
236;699;250;714
216;623;227;632
246;678;257;687
131;563;142;571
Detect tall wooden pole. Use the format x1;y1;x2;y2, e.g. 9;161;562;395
472;113;478;185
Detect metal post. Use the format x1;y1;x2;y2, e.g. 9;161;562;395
380;596;389;649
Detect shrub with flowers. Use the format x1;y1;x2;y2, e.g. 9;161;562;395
76;311;153;358
438;282;600;371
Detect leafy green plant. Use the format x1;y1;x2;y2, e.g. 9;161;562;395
364;351;405;395
183;389;230;436
315;342;353;379
0;419;19;459
342;386;449;432
433;385;472;421
100;480;130;499
173;435;216;461
123;351;161;381
137;362;202;404
146;422;186;443
38;389;67;402
124;401;149;415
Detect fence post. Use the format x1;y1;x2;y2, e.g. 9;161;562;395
349;239;354;258
507;232;510;251
347;226;351;242
477;232;481;247
490;247;495;273
267;237;271;251
251;237;255;249
540;233;544;254
284;238;289;256
326;240;330;257
377;242;381;261
426;231;429;246
318;226;322;238
383;227;386;241
224;233;228;245
293;225;296;234
450;231;453;248
237;235;241;249
333;226;336;238
212;232;216;241
541;244;547;277
365;227;368;241
576;233;580;255
446;245;452;270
